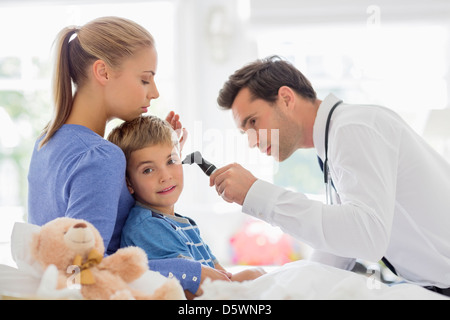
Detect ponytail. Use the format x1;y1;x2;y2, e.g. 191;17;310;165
39;27;78;148
39;17;155;148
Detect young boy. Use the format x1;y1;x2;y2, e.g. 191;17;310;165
108;116;265;298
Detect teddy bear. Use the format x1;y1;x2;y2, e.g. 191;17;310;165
31;217;185;300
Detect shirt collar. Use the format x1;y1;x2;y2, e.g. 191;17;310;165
313;93;343;161
135;201;190;224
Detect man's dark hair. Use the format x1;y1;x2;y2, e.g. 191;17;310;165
217;55;317;109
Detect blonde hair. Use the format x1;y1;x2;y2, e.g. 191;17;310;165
40;16;155;148
107;116;178;165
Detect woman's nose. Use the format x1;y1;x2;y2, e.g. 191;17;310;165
148;79;160;101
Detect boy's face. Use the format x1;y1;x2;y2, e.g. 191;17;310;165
126;143;183;215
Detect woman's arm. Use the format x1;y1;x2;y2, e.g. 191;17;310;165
64;144;130;251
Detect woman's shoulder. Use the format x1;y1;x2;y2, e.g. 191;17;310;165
33;125;126;175
55;125;125;161
64;124;121;150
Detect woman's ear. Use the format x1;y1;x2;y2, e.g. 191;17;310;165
92;59;109;85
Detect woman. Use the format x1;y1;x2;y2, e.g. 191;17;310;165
27;17;208;295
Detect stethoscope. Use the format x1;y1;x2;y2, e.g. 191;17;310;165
324;100;343;205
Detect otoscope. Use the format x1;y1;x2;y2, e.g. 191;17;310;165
182;151;217;176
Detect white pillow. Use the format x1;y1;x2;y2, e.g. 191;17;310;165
0;222;43;298
10;222;43;277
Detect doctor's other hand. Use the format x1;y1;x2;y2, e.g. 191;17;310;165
209;163;257;205
166;111;188;151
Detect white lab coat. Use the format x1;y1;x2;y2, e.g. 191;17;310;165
242;93;450;288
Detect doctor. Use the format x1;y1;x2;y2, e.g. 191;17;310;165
209;56;450;296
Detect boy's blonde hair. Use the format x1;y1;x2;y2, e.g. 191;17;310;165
107;116;178;164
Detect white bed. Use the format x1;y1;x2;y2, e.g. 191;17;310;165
0;222;447;300
198;260;447;300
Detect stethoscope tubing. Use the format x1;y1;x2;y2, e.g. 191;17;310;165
324;100;343;205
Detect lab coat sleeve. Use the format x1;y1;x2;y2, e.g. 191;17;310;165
243;179;352;257
243;123;399;263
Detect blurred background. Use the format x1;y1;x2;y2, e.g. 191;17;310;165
1;0;449;269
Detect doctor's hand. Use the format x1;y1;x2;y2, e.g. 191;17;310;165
209;163;257;205
166;111;188;151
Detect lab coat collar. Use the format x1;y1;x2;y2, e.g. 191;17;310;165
313;93;343;161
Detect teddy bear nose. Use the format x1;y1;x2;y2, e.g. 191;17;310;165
73;222;87;229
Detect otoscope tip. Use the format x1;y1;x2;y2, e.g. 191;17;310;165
182;151;202;165
182;151;217;176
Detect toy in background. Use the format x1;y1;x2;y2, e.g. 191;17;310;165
31;217;184;300
230;218;304;266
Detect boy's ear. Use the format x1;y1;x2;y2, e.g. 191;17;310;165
126;177;135;195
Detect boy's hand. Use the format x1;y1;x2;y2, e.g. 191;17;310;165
190;265;231;298
230;267;266;282
166;111;188;151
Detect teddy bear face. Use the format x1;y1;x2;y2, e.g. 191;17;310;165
64;222;96;254
32;218;105;271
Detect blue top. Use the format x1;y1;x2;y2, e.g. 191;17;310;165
121;203;218;268
28;124;134;254
121;203;215;294
27;124;202;293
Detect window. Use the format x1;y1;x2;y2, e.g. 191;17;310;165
257;24;449;195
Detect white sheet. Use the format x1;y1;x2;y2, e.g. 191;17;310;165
198;260;448;300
